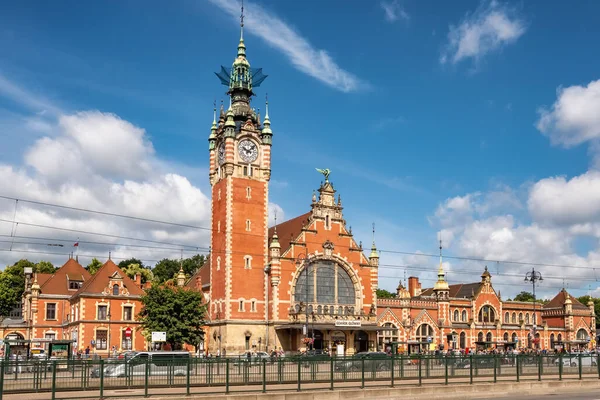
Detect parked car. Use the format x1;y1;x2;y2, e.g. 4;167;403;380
90;351;191;378
335;352;391;372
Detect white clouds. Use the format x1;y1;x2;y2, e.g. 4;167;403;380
529;171;600;227
28;111;154;181
207;0;367;93
380;0;409;23
440;0;526;65
536;79;600;148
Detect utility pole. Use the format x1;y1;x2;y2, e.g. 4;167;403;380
524;268;543;349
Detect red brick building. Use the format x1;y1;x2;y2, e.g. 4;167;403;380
376;266;596;353
1;257;147;357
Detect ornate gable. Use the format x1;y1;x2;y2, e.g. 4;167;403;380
413;309;438;328
377;307;402;326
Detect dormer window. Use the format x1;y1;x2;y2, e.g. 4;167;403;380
68;280;82;290
112;284;119;296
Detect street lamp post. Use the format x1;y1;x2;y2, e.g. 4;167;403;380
524;268;543;349
295;253;312;350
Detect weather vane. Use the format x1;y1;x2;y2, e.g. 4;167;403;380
316;168;331;182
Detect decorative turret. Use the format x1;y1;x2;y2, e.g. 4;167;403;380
481;266;491;284
396;281;411;299
261;97;273;145
433;239;449;300
214;3;267;121
176;267;186;287
369;223;379;268
209;104;217;150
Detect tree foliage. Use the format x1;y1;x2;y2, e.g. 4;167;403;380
577;295;600;328
513;291;535;302
137;284;206;349
0;259;56;318
86;258;103;275
376;288;396;299
118;258;144;270
152;255;205;283
121;263;153;283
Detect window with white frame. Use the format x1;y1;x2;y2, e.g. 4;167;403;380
239;300;244;312
246;219;251;231
246;187;251;199
244;256;252;269
46;303;57;320
251;300;256;312
96;330;107;350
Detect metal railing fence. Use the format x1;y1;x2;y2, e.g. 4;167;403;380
0;353;599;399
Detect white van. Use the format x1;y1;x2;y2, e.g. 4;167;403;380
95;351;191;378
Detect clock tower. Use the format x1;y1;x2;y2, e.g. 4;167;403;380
207;10;272;353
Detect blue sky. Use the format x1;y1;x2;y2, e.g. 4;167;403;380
1;0;600;298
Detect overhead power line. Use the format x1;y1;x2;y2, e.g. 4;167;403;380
1;195;599;278
0;195;208;230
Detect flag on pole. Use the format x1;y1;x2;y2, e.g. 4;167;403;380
73;242;79;247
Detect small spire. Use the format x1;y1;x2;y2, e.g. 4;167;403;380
337;194;342;206
370;223;378;259
262;93;272;135
212;100;217;127
273;208;278;234
240;0;244;40
434;234;449;291
109;251;111;260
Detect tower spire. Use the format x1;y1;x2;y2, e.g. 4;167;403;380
434;233;449;292
240;0;244;41
370;222;378;259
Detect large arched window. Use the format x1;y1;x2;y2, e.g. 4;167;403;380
577;329;589;341
550;333;555;348
460;332;466;349
486;332;492;343
295;260;355;305
378;322;399;350
511;312;516;323
511;332;517;343
478;305;495;323
416;324;433;342
453;310;459;321
461;310;467;322
525;313;530;324
503;332;509;342
504;312;509;323
477;332;484;342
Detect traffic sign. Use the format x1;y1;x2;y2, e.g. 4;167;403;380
125;327;132;338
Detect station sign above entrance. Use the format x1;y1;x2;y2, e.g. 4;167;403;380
334;320;362;327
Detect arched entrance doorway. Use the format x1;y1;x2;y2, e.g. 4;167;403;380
355;331;368;353
330;330;346;355
312;330;324;351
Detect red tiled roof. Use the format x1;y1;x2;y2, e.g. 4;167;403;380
420;282;481;299
268;212;311;255
544;289;587;310
185;256;210;290
39;258;91;296
76;259;144;297
36;273;52;288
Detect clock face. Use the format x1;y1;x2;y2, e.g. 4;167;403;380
217;142;225;165
238;139;258;163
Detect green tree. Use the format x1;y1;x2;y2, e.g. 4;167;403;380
577;295;600;328
152;258;181;283
86;258;103;275
0;259;43;318
0;270;22;319
376;288;396;299
182;254;205;276
122;263;153;284
118;258;144;270
137;284;206;349
513;291;535;302
35;261;56;274
153;255;206;283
